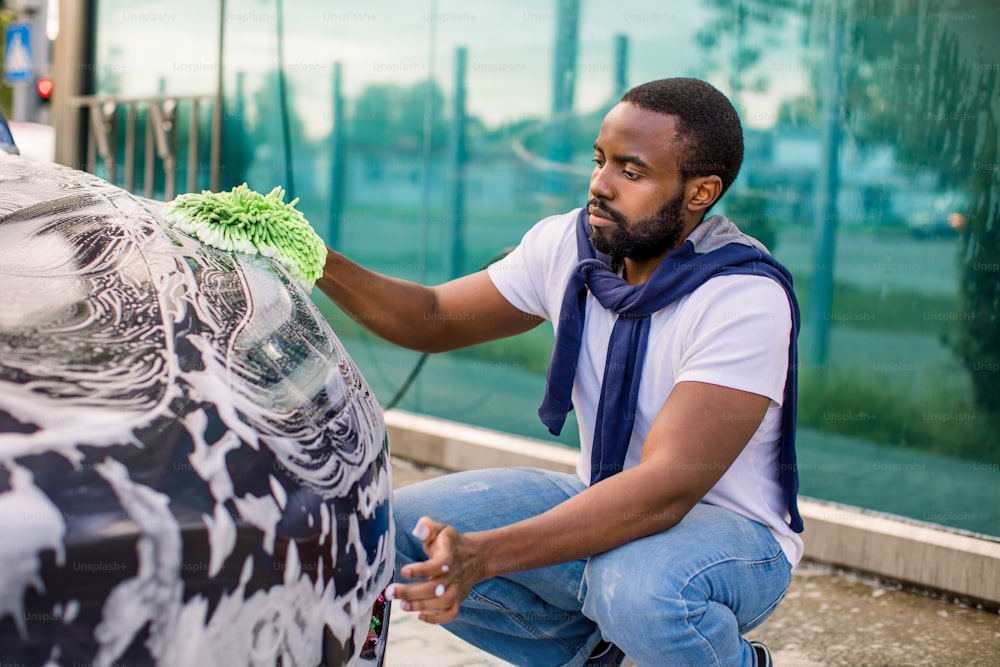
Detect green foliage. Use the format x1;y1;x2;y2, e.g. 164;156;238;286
0;9;15;116
725;190;777;251
692;0;801;105
794;276;959;335
221;72;254;189
953;124;1000;416
770;0;1000;448
842;0;1000;420
350;80;448;151
799;368;998;463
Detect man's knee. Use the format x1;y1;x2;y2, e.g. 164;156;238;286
583;547;684;616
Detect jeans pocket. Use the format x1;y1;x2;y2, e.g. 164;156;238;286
738;554;792;633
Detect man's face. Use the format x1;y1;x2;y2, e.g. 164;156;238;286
587;188;686;260
587;103;691;261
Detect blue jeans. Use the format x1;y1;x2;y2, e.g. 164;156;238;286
394;468;791;667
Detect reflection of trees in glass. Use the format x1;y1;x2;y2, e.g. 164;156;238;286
221;71;253;189
693;0;800;108
250;70;311;151
693;0;799;248
772;1;999;459
242;69;315;199
840;0;1000;436
100;46;127;95
350;80;448;151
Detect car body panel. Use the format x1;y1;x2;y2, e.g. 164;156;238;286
0;154;393;666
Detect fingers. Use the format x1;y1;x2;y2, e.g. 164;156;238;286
401;555;451;580
411;515;445;544
385;579;460;623
388;580;449;605
402;517;453;580
412;516;434;541
391;517;473;624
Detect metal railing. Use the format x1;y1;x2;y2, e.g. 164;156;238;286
68;92;221;200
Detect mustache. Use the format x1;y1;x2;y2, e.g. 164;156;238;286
587;198;626;224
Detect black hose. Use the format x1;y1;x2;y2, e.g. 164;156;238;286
383;246;515;410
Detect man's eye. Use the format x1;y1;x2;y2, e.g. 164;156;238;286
592;158;604;167
623;171;639;180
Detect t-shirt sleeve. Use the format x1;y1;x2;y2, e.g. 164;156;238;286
673;275;793;405
487;211;578;321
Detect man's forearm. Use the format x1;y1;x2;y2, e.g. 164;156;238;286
393;462;692;624
465;463;691;578
315;247;542;354
315;247;445;352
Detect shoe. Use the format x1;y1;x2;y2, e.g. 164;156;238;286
750;641;773;667
584;640;625;666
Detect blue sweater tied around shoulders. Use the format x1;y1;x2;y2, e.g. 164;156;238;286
538;208;804;533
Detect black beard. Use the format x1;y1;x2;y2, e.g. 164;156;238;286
588;189;687;261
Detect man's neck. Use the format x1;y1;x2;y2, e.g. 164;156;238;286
621;255;665;285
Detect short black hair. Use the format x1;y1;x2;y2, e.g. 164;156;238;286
621;78;744;198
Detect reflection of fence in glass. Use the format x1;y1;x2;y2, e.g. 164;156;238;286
69;92;222;200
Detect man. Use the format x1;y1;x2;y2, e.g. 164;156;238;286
317;77;802;666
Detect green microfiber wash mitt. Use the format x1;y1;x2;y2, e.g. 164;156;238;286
164;184;326;290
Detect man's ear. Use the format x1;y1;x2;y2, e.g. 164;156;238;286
686;176;724;213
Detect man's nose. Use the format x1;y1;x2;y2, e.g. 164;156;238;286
590;167;614;200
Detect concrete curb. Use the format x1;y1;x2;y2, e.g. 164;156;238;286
384;409;1000;609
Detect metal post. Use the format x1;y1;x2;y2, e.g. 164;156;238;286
53;0;90;168
327;62;345;248
419;0;438;285
144;105;155;198
187;98;199;193
124;101;136;192
808;12;844;366
211;0;225;191
613;34;628;100
546;0;580;198
224;70;245;188
275;0;294;197
447;47;467;279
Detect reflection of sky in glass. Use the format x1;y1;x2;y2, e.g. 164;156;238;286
95;0;811;135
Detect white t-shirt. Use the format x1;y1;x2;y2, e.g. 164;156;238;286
488;210;803;567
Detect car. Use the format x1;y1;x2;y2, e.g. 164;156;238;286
0;152;393;666
5;118;57;162
906;191;967;239
0;109;19;155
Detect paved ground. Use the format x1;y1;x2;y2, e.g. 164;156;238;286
386;457;1000;667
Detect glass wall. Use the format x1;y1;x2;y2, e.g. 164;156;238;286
93;0;999;538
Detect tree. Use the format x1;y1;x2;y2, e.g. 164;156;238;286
350;80;448;152
693;0;802;247
693;0;801;111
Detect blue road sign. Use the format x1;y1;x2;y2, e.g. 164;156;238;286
3;23;34;86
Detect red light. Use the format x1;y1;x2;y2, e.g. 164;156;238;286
37;77;53;99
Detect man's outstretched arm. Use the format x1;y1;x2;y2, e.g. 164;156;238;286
315;247;542;353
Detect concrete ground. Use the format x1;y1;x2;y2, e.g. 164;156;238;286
386;457;1000;667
